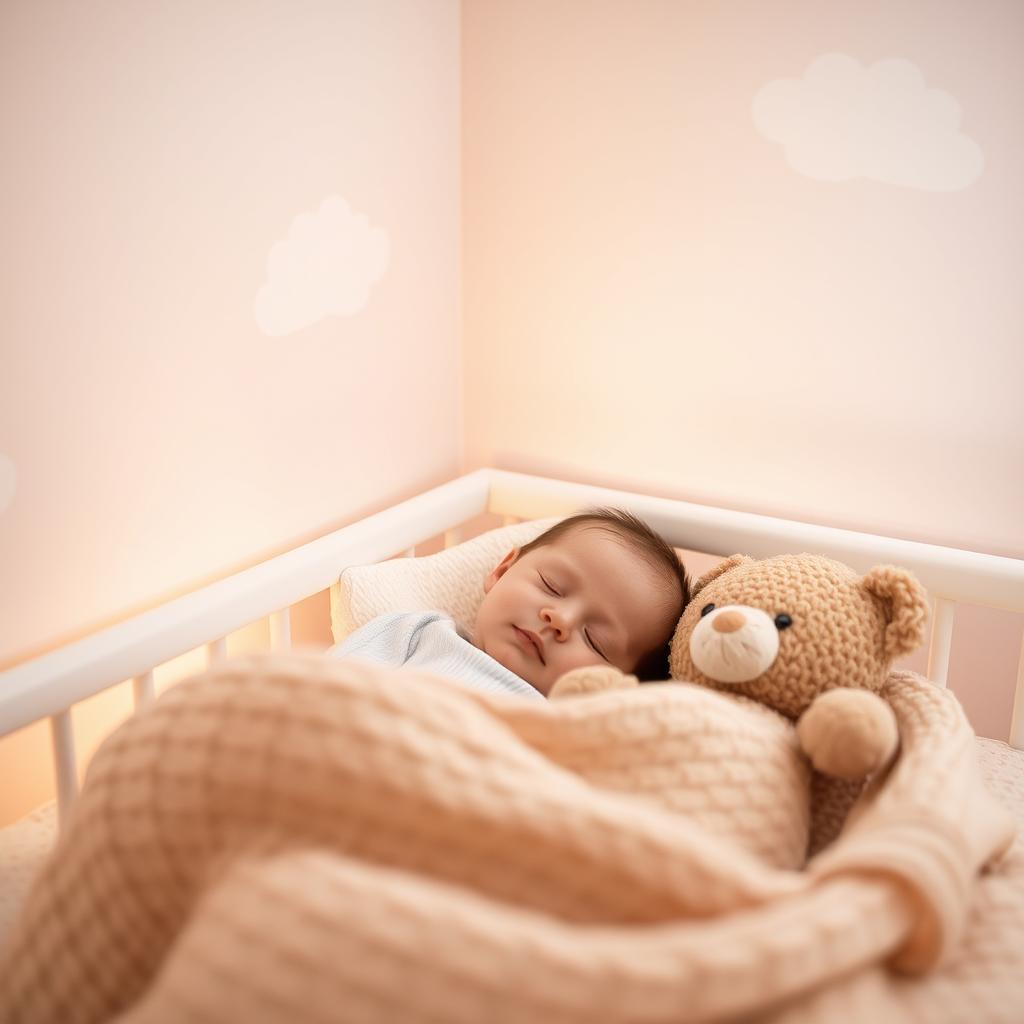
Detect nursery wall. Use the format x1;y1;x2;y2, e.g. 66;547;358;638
462;0;1024;740
0;0;462;666
2;0;1022;829
0;0;461;822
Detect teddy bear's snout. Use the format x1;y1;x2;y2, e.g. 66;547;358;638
689;605;780;684
710;609;746;634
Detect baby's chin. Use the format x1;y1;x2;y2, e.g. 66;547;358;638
496;653;549;695
473;622;548;696
519;671;550;696
476;635;549;696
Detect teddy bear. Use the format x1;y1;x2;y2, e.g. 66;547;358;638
550;552;930;784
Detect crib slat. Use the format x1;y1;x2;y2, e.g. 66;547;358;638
207;637;228;664
926;598;954;689
1009;633;1024;751
269;609;291;651
50;710;78;832
132;670;155;710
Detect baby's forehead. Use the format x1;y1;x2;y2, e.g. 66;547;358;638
542;528;668;592
547;524;639;559
540;526;624;564
541;528;679;645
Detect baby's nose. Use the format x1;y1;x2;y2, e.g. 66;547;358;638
542;607;570;634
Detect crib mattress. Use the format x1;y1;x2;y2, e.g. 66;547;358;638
2;736;1023;1015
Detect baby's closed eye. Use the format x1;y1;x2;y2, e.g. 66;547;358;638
538;572;608;659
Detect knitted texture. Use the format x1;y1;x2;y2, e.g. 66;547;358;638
0;802;56;948
490;676;811;869
764;714;1024;1024
0;654;1014;1024
4;741;1021;1024
671;553;930;720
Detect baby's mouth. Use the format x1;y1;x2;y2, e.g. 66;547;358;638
515;626;545;664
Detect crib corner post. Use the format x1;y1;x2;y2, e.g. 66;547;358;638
269;608;292;651
49;709;78;834
1009;631;1024;751
926;597;955;689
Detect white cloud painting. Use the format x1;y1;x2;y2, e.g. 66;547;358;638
752;53;984;191
255;195;391;336
0;454;16;515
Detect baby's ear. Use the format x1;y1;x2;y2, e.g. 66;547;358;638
483;547;520;592
692;555;753;597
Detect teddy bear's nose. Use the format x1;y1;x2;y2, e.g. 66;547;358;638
712;610;746;634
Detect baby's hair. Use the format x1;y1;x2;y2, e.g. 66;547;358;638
516;507;691;682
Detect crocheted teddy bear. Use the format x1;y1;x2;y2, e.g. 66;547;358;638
550;552;930;782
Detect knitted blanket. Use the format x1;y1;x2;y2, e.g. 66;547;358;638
0;653;1016;1024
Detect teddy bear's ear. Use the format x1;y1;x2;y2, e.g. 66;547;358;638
860;565;930;660
692;554;754;597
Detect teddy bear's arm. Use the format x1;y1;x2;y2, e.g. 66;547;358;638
796;688;899;781
549;665;639;699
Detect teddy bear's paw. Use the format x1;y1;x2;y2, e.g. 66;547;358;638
796;688;899;781
548;665;639;699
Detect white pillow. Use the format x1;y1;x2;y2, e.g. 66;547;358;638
329;517;565;644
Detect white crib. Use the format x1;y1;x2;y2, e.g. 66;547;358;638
2;468;1023;832
2;467;1023;949
0;465;1020;1022
3;463;1024;1020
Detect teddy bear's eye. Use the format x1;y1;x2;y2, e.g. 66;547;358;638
774;613;792;630
700;603;715;617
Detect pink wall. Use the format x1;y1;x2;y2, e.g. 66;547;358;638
0;0;461;824
0;0;463;669
462;0;1023;740
1;1;1021;826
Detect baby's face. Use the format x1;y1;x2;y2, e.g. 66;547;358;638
472;526;679;696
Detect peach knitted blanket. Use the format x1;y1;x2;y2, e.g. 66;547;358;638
0;653;1015;1023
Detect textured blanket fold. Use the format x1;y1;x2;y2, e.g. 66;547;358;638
0;654;1014;1024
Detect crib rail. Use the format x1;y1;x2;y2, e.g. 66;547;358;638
0;470;490;738
3;467;1023;834
488;471;1024;614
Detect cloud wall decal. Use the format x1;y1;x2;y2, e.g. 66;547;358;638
0;454;16;516
255;195;390;336
752;53;983;191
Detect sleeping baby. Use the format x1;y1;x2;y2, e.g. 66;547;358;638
333;508;692;699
